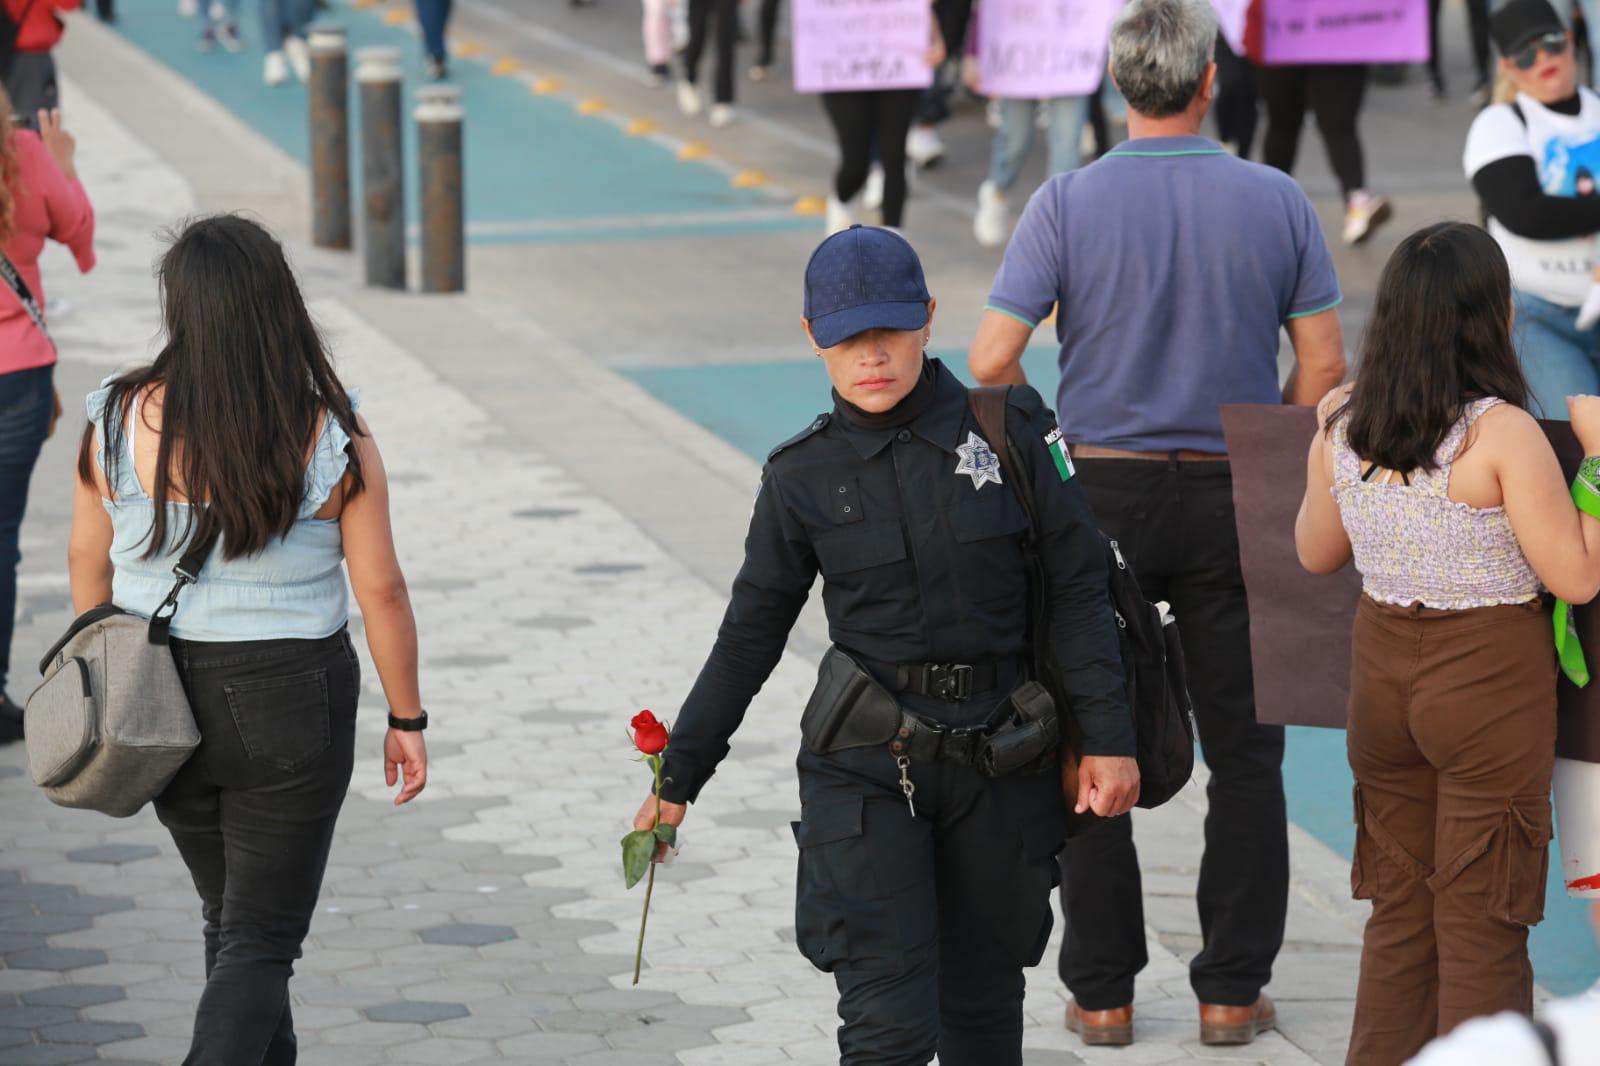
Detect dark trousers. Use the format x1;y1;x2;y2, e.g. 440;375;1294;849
0;365;53;697
1257;63;1369;199
154;629;360;1066
912;0;973;126
794;712;1065;1066
821;89;921;227
1213;35;1258;159
1059;460;1289;1009
3;52;59;120
683;0;736;104
1427;0;1490;87
755;0;780;68
414;0;452;62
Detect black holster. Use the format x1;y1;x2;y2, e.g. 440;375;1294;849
799;646;903;755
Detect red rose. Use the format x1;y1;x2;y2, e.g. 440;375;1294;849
631;710;669;755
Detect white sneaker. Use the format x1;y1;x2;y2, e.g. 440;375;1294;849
986;98;1001;129
263;50;289;86
283;35;311;81
974;180;1008;248
709;103;734;128
676;80;702;116
1342;189;1392;246
825;195;854;236
214;19;242;52
862;165;885;211
906;125;945;168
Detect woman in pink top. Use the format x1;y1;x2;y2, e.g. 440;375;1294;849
0;91;94;739
1294;222;1600;1064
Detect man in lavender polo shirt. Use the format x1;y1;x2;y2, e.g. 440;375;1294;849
968;0;1347;1049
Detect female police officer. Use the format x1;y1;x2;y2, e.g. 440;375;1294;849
628;224;1139;1065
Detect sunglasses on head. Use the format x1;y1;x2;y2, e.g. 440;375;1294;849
1513;31;1569;70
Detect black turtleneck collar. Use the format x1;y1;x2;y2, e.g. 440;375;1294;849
833;358;938;431
1541;91;1582;116
832;358;972;459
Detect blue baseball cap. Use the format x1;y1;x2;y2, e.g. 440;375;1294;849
803;225;932;349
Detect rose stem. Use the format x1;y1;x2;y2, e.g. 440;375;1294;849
633;863;656;986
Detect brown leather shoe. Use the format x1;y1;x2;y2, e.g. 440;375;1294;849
1064;999;1133;1046
1198;994;1277;1046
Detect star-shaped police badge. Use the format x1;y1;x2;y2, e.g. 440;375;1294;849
954;432;1004;490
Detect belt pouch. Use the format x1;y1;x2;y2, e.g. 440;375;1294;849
800;646;903;755
978;681;1060;777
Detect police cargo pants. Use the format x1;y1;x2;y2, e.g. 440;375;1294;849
1345;597;1556;1066
792;744;1065;1066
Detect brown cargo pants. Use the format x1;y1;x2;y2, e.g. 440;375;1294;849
1344;597;1556;1066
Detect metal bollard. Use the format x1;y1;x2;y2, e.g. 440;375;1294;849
355;46;405;290
415;85;464;294
307;25;351;251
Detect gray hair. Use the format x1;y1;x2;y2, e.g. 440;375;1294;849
1109;0;1218;119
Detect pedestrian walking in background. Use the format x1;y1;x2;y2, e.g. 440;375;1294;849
1256;60;1391;244
970;0;1346;1046
1427;0;1492;104
260;0;312;85
820;9;946;233
750;0;779;81
414;0;453;80
678;0;737;126
904;0;974;168
1468;0;1600;416
0;95;92;744
195;0;243;54
967;0;1091;248
1213;33;1257;156
629;223;1137;1064
642;0;675;84
66;214;428;1065
1295;221;1600;1066
1;0;78;118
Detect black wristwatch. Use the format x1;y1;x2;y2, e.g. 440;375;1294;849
388;710;428;732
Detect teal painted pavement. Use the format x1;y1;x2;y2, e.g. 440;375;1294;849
624;352;1600;996
107;0;814;241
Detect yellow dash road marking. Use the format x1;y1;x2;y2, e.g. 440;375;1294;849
491;58;522;75
577;98;607;115
381;8;412;24
531;77;562;94
732;170;769;189
625;118;658;136
793;196;827;216
452;39;483;57
677;141;711;160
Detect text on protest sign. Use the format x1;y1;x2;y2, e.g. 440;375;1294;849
976;0;1122;99
1260;0;1430;64
792;0;936;94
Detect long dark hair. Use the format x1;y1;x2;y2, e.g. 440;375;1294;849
1329;222;1530;474
77;214;364;559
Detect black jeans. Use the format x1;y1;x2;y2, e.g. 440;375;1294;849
1058;460;1288;1009
1427;0;1490;86
821;89;922;227
0;365;53;697
683;0;737;104
755;0;780;68
1257;63;1369;199
155;629;360;1066
1213;35;1257;159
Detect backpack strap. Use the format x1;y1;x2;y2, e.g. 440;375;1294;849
969;386;1037;532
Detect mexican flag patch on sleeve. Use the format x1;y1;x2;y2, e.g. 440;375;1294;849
1044;428;1074;482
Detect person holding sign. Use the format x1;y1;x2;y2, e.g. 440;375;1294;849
1294;221;1600;1065
792;0;947;232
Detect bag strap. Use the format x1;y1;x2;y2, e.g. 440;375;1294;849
0;250;53;352
969;386;1037;532
147;526;221;646
1532;1018;1560;1066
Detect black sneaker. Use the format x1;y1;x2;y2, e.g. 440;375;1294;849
0;694;23;745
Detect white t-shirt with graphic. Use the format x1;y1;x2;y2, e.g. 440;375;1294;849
1464;88;1600;308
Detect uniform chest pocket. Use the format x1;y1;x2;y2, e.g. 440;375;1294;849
948;491;1031;609
949;490;1031;544
813;524;908;576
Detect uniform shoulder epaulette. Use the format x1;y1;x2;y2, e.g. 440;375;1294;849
767;412;831;463
1002;383;1047;415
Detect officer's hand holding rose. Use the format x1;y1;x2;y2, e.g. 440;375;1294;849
633;793;687;862
1076;755;1140;818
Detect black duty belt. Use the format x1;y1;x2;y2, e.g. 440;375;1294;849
861;656;1006;702
890;714;990;765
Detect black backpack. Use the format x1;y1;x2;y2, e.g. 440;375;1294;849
969;387;1196;809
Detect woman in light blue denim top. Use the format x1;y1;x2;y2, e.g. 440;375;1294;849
66;215;427;1066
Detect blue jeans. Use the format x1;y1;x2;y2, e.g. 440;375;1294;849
260;0;313;52
1512;289;1600;421
414;0;452;62
988;96;1089;192
0;365;54;696
1578;0;1600;89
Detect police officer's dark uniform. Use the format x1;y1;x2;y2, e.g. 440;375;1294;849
658;227;1132;1066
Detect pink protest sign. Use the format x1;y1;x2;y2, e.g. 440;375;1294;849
1212;0;1249;53
791;0;936;94
1260;0;1430;64
976;0;1122;100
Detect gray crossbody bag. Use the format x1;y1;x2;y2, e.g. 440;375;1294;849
24;530;217;818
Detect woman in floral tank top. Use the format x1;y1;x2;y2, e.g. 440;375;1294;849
1295;222;1600;1066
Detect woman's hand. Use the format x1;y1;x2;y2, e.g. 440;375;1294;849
633;792;687;861
961;54;981;94
1570;395;1600;456
925;14;947;68
384;728;427;805
36;109;76;179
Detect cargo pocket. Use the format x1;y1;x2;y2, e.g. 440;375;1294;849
1350;785;1376;900
1494;797;1553;927
790;796;903;974
225;669;331;773
1353;784;1433;901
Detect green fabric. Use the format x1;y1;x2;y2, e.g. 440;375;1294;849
1553;460;1600;687
984;304;1039;330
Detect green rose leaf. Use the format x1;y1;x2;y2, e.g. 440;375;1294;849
621;829;656;889
653;823;677;848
